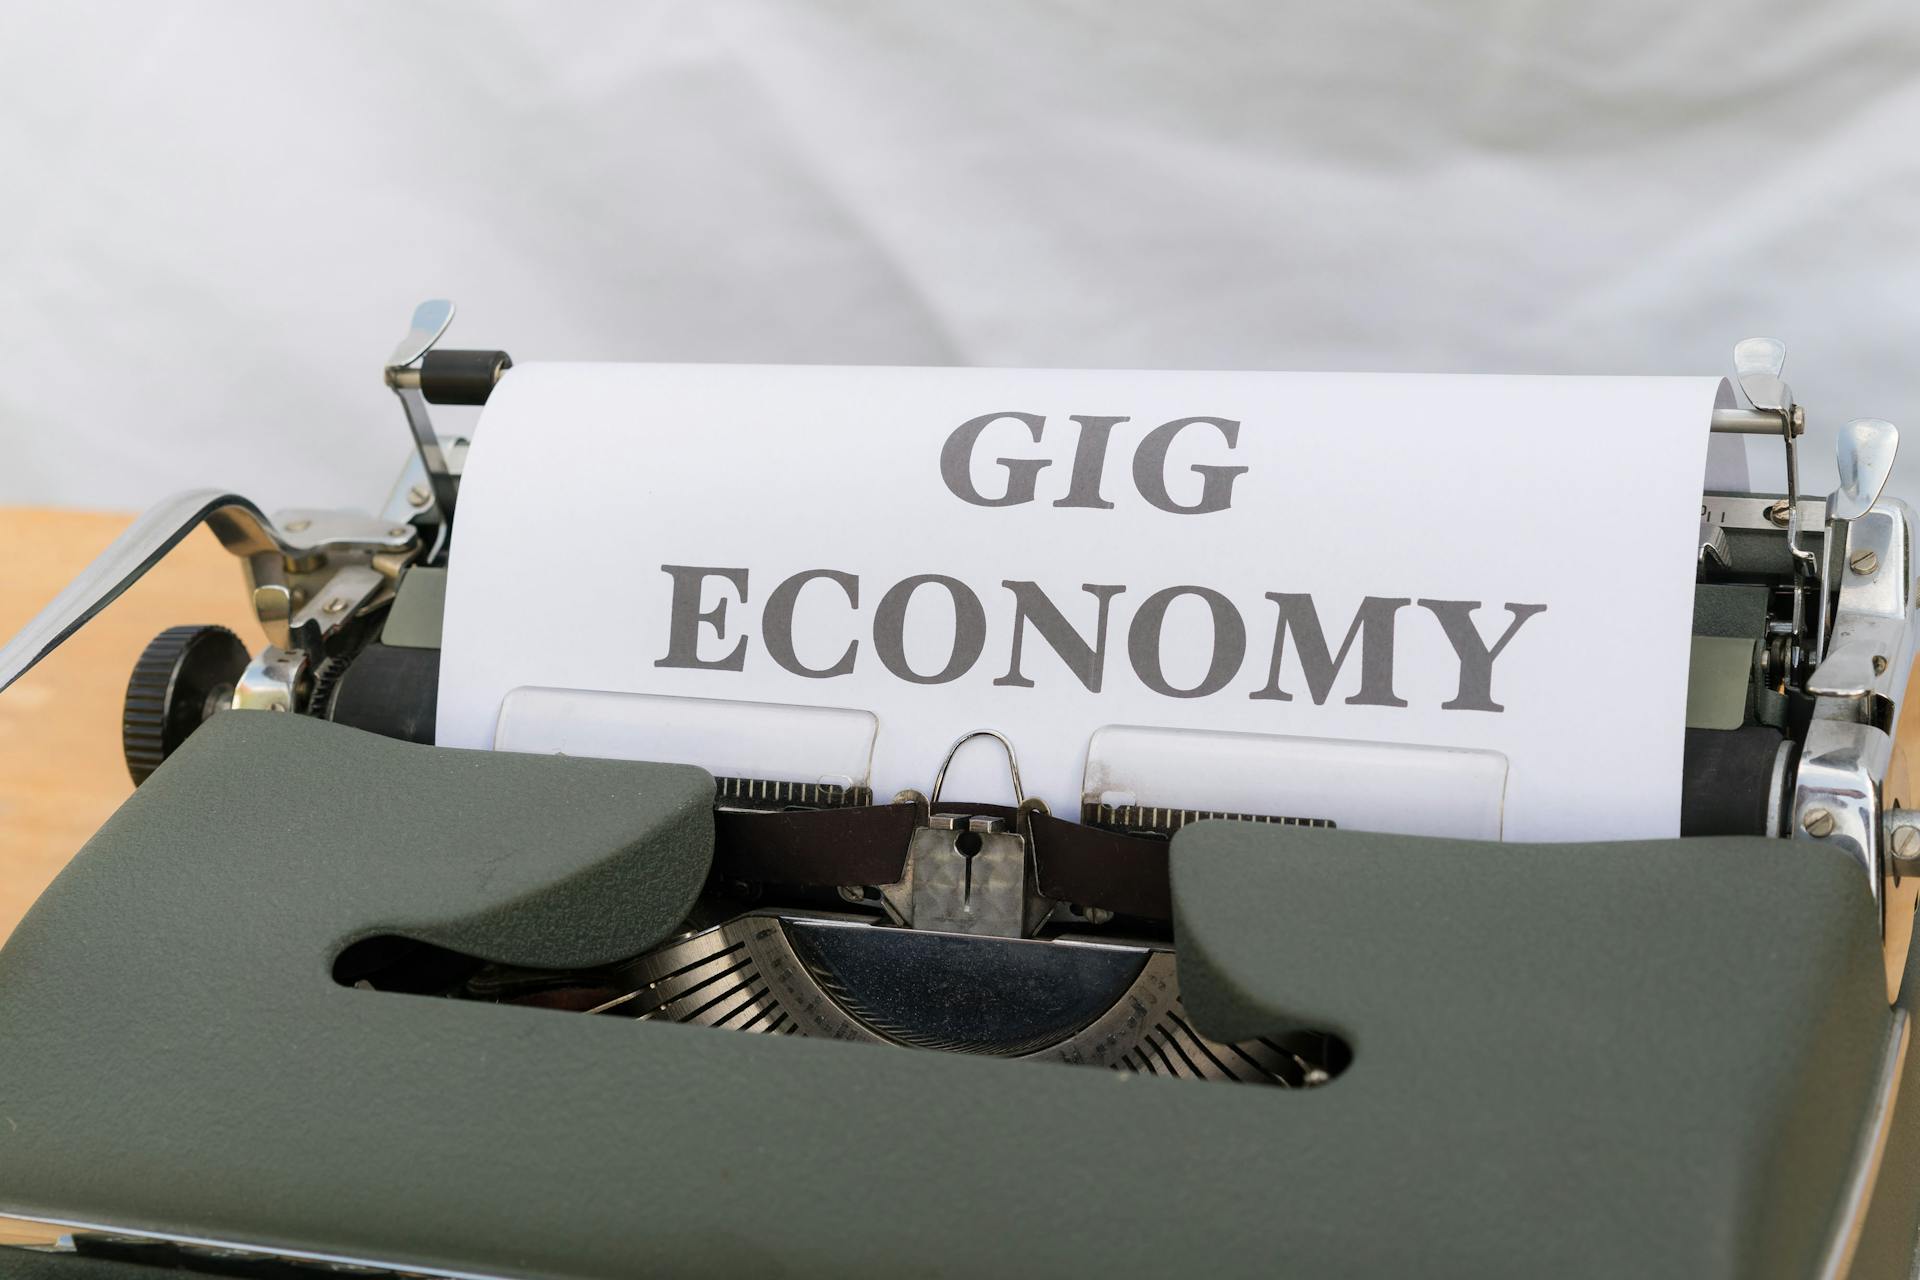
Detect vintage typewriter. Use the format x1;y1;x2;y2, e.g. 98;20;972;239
0;306;1917;1278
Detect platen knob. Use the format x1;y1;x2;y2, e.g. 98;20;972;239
122;624;249;785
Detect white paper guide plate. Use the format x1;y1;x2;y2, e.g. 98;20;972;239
1082;724;1507;840
495;687;876;793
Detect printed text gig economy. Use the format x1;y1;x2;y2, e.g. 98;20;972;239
653;410;1548;712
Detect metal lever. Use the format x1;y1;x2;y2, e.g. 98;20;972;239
1733;336;1791;417
1733;337;1819;663
1830;418;1899;523
0;491;416;700
382;300;514;526
384;299;461;523
1817;418;1901;660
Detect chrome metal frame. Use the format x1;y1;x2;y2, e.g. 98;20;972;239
1791;500;1919;952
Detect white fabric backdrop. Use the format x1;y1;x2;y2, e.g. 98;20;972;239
1;0;1916;513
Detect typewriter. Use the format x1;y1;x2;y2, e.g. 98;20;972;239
0;306;1916;1279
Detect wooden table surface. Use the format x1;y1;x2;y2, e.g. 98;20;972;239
0;507;258;944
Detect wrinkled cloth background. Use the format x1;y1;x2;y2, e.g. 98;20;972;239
1;0;1916;512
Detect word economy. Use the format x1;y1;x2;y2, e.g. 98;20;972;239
654;565;1546;713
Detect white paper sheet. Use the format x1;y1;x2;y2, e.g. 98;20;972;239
438;363;1726;841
